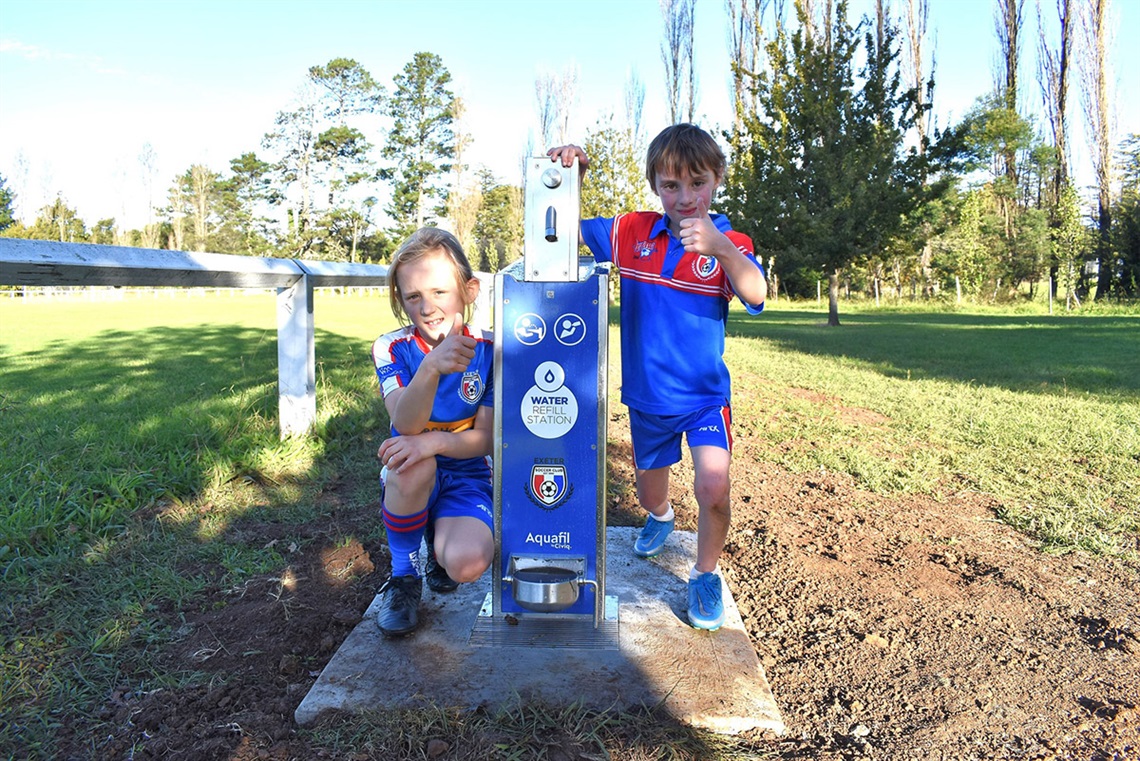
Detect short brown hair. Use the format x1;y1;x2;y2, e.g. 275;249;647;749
387;227;476;325
645;123;727;188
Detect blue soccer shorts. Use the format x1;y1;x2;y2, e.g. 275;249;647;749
381;466;494;531
628;405;734;471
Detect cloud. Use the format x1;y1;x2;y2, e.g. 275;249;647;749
0;38;68;60
0;37;139;80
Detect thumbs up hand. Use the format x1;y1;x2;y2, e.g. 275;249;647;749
678;195;718;254
448;312;465;338
427;312;477;375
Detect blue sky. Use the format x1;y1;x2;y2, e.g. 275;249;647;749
0;0;1136;229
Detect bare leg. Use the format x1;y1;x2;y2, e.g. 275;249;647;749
433;516;493;583
635;465;672;517
383;456;436;516
691;445;731;574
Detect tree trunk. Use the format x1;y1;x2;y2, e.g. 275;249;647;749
828;270;841;326
1081;0;1115;299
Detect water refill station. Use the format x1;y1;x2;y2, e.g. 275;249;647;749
471;156;619;647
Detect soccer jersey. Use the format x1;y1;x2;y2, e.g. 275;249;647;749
371;324;494;477
580;211;764;415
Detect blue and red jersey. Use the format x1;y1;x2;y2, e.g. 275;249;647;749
580;211;764;415
371;324;494;477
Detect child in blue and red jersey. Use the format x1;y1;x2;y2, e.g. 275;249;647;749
370;227;495;637
548;124;767;631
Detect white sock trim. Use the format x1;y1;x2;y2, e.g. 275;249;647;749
690;565;718;580
649;504;674;522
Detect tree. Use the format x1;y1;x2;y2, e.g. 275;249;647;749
220;152;277;255
0;174;15;232
1037;0;1073;191
949;95;1052;297
138;142;160;247
1113;134;1140;296
726;0;772;130
1036;0;1074;297
581;115;650;219
1053;181;1091;308
993;0;1026;252
164;164;223;252
1078;0;1116;299
472;168;522;274
308;58;381;208
725;0;930;325
11;196;88;242
661;0;697;123
263;92;320;255
445;99;481;258
382;52;458;239
535;66;580;147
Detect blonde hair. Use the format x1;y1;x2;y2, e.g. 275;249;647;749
387;227;476;325
645;123;727;189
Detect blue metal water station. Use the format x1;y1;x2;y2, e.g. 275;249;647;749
479;156;617;644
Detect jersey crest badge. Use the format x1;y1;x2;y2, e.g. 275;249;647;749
693;254;719;279
634;240;656;259
460;371;484;403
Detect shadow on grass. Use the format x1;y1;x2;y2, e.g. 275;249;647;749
0;320;390;555
726;309;1140;399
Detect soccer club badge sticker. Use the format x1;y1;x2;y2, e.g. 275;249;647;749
527;459;572;510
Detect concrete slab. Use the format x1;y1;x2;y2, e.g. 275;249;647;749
295;527;785;735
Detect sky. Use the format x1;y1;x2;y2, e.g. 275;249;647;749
0;0;1136;230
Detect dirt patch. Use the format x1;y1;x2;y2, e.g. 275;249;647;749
70;411;1138;760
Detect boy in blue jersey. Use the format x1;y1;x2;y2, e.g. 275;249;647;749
371;227;495;637
548;124;767;630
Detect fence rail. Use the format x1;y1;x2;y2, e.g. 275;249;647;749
0;238;390;438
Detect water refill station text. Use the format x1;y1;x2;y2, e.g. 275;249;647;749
471;155;618;647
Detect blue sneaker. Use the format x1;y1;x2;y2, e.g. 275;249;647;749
633;516;674;557
688;572;725;630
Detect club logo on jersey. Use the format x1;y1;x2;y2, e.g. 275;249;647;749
634;240;655;259
526;459;572;509
460;371;484;403
692;254;719;280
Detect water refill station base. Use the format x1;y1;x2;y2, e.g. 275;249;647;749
292;158;785;736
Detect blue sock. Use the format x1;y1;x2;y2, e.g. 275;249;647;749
382;506;428;578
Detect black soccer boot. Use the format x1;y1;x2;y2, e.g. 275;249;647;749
376;574;422;637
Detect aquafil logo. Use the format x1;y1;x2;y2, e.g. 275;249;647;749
525;531;571;550
527;459;572;509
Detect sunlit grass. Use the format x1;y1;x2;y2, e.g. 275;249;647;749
725;300;1140;557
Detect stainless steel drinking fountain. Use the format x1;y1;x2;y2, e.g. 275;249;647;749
470;155;618;648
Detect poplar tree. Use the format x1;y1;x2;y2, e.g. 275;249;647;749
382;52;458;240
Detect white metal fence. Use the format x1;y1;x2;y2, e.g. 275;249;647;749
0;238;404;438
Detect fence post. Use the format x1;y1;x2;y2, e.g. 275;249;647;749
277;273;316;438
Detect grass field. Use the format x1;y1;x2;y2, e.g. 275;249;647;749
1;290;1138;758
